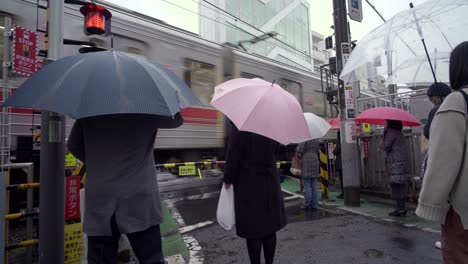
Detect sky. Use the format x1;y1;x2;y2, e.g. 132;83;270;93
106;0;428;42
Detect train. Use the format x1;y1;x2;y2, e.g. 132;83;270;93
1;0;334;164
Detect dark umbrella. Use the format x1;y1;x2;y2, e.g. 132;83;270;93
3;50;200;120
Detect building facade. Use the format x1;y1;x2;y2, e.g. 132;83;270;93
199;0;314;71
311;30;331;72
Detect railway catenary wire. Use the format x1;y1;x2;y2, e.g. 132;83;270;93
161;0;316;61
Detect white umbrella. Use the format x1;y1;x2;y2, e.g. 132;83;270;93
292;113;331;143
340;0;468;85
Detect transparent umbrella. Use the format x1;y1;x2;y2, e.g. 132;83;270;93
340;0;468;85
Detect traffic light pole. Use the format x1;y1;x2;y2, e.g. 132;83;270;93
333;0;360;206
39;0;66;262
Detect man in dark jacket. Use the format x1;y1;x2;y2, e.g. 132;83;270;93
424;82;452;139
68;114;182;263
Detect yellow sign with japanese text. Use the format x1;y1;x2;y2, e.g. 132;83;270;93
178;165;197;176
64;223;82;264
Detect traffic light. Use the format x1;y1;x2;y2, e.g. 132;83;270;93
325;36;333;50
80;4;112;36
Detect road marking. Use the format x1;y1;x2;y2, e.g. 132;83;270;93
179;221;214;234
183;236;204;264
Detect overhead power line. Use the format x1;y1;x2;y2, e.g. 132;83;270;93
197;0;312;56
161;0;315;60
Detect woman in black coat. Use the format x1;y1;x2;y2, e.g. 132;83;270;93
384;120;410;217
223;124;287;264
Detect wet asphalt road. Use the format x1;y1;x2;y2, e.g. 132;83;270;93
171;192;442;264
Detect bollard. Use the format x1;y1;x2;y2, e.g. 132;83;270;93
320;150;329;200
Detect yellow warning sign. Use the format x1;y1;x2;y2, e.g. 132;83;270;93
64;223;82;264
65;153;78;167
178;165;197;176
362;123;372;133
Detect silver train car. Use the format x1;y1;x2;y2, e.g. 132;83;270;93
1;0;331;162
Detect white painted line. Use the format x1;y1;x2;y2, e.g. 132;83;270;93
165;201;186;228
183;236;204;264
179;221;214;234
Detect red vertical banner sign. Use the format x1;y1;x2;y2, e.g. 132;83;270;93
12;27;38;76
363;140;370;159
65;176;81;221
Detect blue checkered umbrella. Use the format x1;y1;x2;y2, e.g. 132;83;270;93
3;50;200;119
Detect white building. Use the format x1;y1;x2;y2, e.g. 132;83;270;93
311;30;331;72
199;0;314;71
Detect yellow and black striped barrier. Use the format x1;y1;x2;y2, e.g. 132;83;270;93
5;239;39;251
157;161;226;178
319;150;329;199
6;183;40;191
157;160;290;177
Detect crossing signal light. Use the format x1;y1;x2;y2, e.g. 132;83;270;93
80;4;112;36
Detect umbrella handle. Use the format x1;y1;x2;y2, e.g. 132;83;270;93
409;2;438;84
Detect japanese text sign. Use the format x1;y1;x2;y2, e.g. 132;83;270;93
12;27;38;76
65;176;81;221
64;223;82;264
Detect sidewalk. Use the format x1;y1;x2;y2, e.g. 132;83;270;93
160;204;190;261
281;176;440;233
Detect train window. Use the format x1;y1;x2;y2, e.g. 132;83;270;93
124;46;146;59
241;72;262;79
304;93;327;116
184;59;216;106
279;79;302;105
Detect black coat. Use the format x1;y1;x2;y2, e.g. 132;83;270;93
224;126;287;239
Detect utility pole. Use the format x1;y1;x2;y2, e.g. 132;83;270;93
39;0;66;262
333;0;360;206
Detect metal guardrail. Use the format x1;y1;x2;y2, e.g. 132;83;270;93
5;208;39;220
1;163;35;264
5;240;39;251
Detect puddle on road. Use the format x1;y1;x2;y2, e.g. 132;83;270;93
175;197;219;226
286;205;339;223
391;236;415;251
364;249;384;259
174;191;339;227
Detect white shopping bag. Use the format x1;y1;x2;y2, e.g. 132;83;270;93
216;186;235;230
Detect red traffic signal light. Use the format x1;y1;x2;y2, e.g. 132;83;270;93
80;4;112;36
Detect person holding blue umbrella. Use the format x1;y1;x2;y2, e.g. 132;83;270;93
3;50;201;263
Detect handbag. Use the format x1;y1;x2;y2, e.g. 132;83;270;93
290;152;302;176
216;185;235;230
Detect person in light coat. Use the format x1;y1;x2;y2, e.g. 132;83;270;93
416;41;468;263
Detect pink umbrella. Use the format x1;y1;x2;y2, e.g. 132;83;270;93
355;107;422;126
210;78;310;145
328;117;341;130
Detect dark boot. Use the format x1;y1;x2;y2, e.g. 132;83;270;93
388;210;407;217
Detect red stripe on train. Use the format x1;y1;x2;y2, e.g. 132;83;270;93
180;107;218;120
181;108;219;126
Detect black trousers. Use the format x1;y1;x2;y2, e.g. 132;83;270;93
246;233;277;264
390;183;406;211
87;215;165;264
